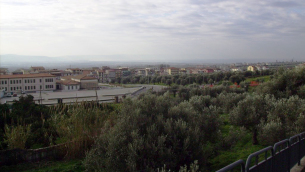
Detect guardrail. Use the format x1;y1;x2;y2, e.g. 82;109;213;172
216;132;305;172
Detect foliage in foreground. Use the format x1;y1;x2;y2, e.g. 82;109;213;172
84;93;221;172
50;102;115;159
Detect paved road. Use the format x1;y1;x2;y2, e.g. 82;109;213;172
0;85;167;104
129;85;167;97
0;87;140;104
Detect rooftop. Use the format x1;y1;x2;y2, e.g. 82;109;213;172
56;80;80;85
0;73;55;79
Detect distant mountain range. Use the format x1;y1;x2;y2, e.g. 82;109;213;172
1;54;302;70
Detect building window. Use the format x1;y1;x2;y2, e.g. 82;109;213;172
34;79;35;83
25;86;27;90
40;79;42;82
5;87;7;91
10;87;12;91
19;80;21;83
16;80;18;84
5;81;7;84
68;86;70;90
34;86;36;89
25;80;27;83
10;80;12;84
40;85;42;89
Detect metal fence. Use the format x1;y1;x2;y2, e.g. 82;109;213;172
216;132;305;172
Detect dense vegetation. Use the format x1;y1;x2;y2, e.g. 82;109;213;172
114;69;273;85
1;67;305;171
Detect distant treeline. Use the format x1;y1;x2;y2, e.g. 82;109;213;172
112;69;273;85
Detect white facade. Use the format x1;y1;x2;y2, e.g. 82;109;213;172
62;85;80;91
0;89;4;98
0;74;56;93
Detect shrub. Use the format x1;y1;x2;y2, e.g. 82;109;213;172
51;102;108;159
258;118;285;145
4;124;31;149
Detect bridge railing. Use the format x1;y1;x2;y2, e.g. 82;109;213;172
217;133;305;172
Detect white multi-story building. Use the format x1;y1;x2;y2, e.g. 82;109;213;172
0;73;56;93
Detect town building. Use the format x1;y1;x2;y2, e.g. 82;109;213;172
66;68;83;75
105;69;116;82
60;75;98;90
0;68;9;75
0;73;56;93
56;80;80;91
166;67;179;75
136;69;146;76
203;69;214;73
145;68;155;76
11;69;24;75
30;66;45;72
247;66;257;72
231;68;241;72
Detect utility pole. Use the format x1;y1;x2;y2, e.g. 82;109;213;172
95;88;98;103
39;88;42;105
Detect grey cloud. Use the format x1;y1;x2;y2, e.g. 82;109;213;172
271;1;300;8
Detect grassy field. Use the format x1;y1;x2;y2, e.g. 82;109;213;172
210;114;265;171
245;75;271;82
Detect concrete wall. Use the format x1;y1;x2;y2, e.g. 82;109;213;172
0;143;67;166
80;79;98;89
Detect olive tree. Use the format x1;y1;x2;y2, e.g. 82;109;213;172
229;93;269;145
84;93;221;172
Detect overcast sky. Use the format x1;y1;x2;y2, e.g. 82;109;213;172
1;0;305;62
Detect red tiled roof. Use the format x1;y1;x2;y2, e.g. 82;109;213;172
81;76;97;80
66;75;97;80
61;76;73;80
56;80;80;85
0;73;55;79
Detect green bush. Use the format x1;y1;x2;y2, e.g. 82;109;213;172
84;94;221;172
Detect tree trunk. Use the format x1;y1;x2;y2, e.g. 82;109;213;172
252;128;259;145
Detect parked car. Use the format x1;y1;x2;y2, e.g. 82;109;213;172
13;93;17;97
6;94;12;97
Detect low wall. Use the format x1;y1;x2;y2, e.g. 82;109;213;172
0;143;67;166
